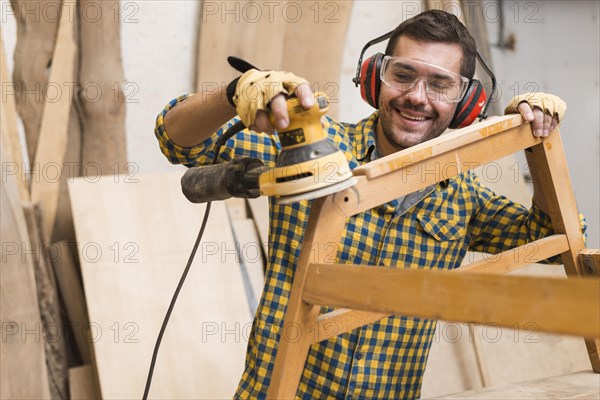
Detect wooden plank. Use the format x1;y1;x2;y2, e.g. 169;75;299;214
30;0;78;240
459;0;500;116
280;1;353;118
456;234;569;274
430;370;600;399
10;0;61;163
53;241;92;364
303;263;600;338
50;99;82;244
69;365;101;400
335;116;541;217
231;218;265;314
469;324;490;388
79;0;127;175
0;144;51;400
68;172;252;399
196;0;287;91
314;309;388;343
22;202;68;399
0;29;28;202
579;249;600;277
196;1;353;118
247;197;269;258
51;8;83;244
353;115;524;180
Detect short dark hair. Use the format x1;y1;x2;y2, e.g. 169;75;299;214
384;10;477;79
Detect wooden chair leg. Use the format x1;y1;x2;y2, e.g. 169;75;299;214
526;133;600;372
267;197;349;398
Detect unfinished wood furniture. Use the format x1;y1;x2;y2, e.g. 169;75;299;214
266;114;600;398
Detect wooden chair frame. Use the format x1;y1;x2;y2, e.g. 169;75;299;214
265;115;600;398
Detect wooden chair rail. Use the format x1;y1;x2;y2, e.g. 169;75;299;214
302;262;600;339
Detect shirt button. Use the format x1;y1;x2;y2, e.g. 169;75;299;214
355;352;363;360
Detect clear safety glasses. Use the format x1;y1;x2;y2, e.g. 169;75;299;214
380;56;470;103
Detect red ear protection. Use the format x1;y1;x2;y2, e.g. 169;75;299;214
357;52;489;129
359;53;385;109
449;79;486;128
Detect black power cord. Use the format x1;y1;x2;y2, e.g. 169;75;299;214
142;120;245;399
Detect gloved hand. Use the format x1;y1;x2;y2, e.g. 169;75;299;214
504;92;567;121
504;92;566;137
225;57;312;133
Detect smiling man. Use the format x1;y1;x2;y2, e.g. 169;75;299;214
155;9;580;399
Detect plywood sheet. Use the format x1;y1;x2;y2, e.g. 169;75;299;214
196;1;353;118
69;365;101;400
68;172;252;399
280;1;354;118
196;0;287;90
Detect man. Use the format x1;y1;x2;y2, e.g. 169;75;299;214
155;10;578;399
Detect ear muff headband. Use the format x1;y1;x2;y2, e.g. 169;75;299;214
353;31;497;128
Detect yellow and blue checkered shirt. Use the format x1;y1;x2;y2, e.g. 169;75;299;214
155;94;584;399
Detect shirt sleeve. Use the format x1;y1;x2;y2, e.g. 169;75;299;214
154;94;279;167
466;172;587;264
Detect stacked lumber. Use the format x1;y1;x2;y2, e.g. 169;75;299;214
1;0;128;397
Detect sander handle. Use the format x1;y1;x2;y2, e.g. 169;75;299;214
181;157;268;203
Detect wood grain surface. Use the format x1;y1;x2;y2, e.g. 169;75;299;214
69;172;253;399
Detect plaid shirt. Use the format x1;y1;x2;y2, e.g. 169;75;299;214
155;95;585;399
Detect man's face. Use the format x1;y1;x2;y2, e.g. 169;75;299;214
376;37;464;156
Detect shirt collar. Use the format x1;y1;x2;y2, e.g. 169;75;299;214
354;111;379;162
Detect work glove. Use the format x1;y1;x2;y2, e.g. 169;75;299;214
504;92;567;122
226;56;308;129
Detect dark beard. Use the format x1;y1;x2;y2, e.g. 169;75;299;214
379;100;450;150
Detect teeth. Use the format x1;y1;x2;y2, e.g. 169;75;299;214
400;111;426;121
